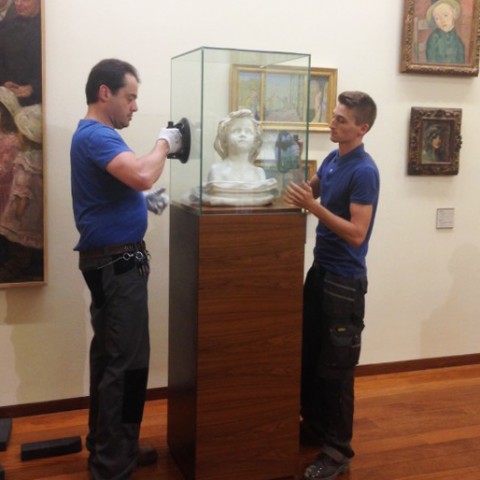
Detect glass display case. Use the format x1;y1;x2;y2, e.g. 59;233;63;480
168;48;309;480
169;46;311;214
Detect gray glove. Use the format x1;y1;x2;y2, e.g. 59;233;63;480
144;187;170;215
157;127;182;154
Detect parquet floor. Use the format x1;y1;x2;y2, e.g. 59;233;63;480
1;364;480;479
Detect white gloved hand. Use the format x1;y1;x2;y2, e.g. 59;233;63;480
144;187;170;215
157;127;182;154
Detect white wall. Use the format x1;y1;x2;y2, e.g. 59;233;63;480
0;0;479;407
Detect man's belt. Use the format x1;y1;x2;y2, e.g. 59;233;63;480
79;241;146;259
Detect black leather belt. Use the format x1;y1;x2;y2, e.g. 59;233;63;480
79;241;146;259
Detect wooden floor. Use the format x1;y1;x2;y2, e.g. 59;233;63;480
1;364;480;479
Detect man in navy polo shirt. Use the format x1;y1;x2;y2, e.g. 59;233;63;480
285;91;379;480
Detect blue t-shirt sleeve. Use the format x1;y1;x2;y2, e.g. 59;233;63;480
350;165;380;205
86;125;132;170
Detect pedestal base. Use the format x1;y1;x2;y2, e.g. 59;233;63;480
168;204;306;480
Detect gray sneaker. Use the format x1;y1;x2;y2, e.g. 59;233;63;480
303;453;350;480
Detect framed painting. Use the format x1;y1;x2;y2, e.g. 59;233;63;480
400;0;480;76
230;65;337;132
407;107;462;175
0;0;45;287
307;68;337;132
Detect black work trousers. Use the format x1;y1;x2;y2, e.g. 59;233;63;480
80;251;150;480
301;264;367;459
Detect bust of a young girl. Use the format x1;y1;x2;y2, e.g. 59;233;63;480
203;109;277;206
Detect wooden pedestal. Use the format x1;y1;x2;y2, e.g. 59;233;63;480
168;203;306;480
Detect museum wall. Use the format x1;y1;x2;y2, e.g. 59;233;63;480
0;0;479;407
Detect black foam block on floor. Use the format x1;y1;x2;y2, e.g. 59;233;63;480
0;462;4;480
0;418;12;451
21;435;82;461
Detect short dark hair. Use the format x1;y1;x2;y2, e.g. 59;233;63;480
338;91;377;131
85;58;140;104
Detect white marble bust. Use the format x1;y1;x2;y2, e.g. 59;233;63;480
201;109;277;206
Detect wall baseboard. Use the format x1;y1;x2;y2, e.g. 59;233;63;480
1;353;479;418
0;388;167;419
356;352;480;376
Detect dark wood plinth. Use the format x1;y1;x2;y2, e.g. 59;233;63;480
168;203;306;480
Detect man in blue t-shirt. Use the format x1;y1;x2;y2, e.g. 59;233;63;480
285;91;379;480
70;58;181;480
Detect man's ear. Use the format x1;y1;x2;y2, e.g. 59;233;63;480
360;123;370;135
98;84;110;102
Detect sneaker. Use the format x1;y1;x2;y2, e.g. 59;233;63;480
303;453;350;480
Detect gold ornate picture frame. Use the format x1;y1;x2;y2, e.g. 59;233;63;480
400;0;480;76
408;107;462;175
307;68;337;132
230;65;337;132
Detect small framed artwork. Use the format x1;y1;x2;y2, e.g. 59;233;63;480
230;65;337;132
407;107;462;175
0;0;45;287
400;0;480;76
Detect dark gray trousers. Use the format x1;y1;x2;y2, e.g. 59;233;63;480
301;264;367;460
80;253;150;480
